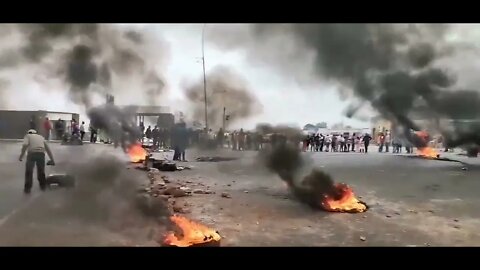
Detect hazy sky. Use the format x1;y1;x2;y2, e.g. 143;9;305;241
2;24;374;129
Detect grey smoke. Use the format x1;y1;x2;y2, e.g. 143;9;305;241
0;24;169;145
209;24;480;149
184;65;262;130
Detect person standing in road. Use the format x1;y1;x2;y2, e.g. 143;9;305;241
385;132;391;153
378;133;385;152
89;123;97;143
362;133;372;153
145;125;152;145
54;118;64;140
80;121;86;141
19;129;55;194
43;117;52;141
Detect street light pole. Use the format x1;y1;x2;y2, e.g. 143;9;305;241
223;107;226;131
202;24;208;132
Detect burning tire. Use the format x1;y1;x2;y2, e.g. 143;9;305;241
162;215;222;247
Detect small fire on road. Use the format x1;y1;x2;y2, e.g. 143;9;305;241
414;131;440;159
321;183;367;213
163;215;221;247
417;147;440;159
128;143;148;163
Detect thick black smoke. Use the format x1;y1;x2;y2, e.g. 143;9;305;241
0;24;169;143
88;104;142;148
262;141;342;209
184;65;262;130
209;24;480;149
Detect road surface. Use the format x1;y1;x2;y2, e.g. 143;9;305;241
0;141;479;246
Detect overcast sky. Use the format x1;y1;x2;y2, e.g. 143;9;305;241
2;24;376;130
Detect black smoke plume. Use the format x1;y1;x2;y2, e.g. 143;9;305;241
184;65;262;130
209;24;480;149
262;141;344;209
0;24;168;144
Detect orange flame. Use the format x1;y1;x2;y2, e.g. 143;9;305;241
164;215;221;247
127;143;147;163
417;147;439;158
414;131;439;158
321;183;367;213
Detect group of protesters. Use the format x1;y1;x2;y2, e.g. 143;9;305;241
302;133;374;153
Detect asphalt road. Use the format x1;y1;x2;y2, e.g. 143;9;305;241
0;141;479;246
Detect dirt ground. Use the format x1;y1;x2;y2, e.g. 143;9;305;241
0;142;479;246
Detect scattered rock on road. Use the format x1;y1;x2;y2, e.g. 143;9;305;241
386;215;392;218
221;192;232;198
360;236;366;241
164;187;187;197
193;189;207;194
244;191;249;194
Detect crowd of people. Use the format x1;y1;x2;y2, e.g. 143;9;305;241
301;133;374;153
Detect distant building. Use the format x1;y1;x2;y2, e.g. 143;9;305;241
0;110;79;139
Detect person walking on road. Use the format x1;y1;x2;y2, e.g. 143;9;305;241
18;129;55;194
80;121;86;141
362;133;372;153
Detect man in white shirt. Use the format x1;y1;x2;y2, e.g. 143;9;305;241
19;129;55;194
80;121;86;141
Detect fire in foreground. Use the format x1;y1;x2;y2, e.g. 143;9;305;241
164;215;221;247
321;183;367;213
128;143;148;163
265;144;368;214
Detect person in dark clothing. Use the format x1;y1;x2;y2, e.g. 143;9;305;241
362;133;372;153
89;124;97;143
217;128;224;148
331;135;337;152
54;118;64;140
314;134;320;152
238;129;245;151
172;123;188;161
319;134;325;152
19;129;55;194
303;135;310;152
145;126;152;144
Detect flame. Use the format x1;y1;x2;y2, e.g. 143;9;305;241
128;143;147;163
321;183;367;213
164;215;221;247
414;131;439;158
417;147;439;158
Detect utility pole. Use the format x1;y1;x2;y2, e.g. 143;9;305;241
223;107;226;131
202;24;208;132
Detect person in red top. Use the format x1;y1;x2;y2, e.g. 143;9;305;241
43;117;52;141
378;133;386;152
